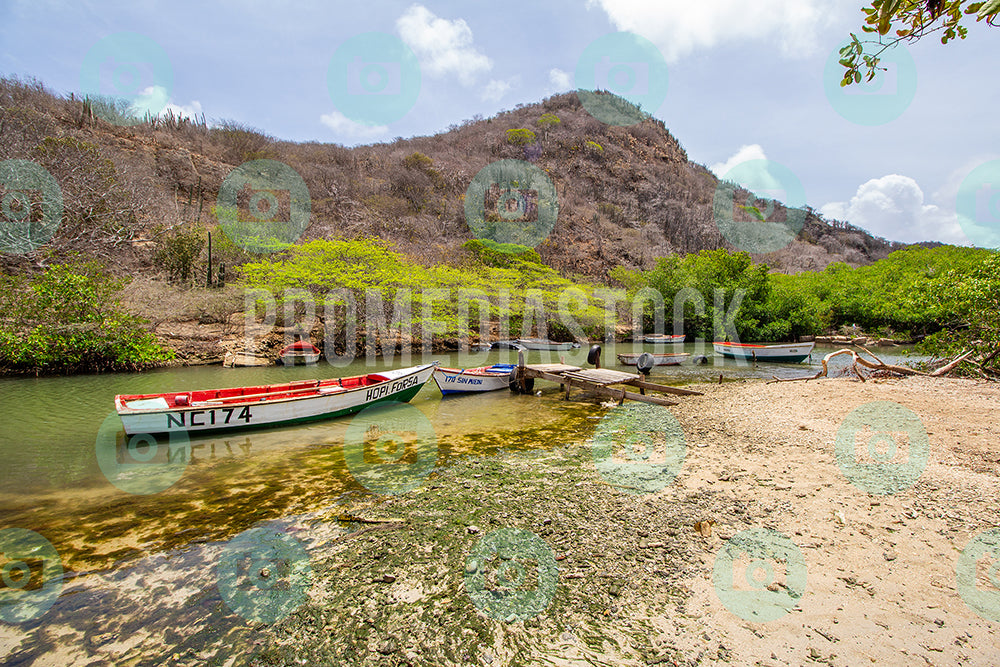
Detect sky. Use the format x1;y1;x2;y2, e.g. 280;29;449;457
1;0;998;247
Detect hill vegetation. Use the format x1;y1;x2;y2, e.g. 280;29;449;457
1;74;994;376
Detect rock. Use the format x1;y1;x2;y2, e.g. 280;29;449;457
851;337;869;346
467;525;480;535
381;574;396;583
465;560;478;574
377;639;398;655
799;335;815;342
883;551;897;561
815;336;833;344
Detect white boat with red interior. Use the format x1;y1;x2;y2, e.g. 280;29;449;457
115;363;436;435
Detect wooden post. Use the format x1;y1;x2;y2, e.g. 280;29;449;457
206;231;213;287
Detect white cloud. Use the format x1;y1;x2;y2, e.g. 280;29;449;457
820;175;970;245
397;5;492;86
587;0;837;62
709;144;768;179
319;110;390;141
481;77;517;103
548;68;572;91
132;85;202;120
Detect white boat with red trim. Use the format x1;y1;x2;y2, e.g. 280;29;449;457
278;340;321;365
639;333;686;345
617;352;690;366
516;338;581;351
115;363;437;435
713;342;814;363
433;364;516;395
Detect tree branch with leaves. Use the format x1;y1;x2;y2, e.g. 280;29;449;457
841;0;999;86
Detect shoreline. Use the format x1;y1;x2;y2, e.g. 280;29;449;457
2;375;998;665
240;375;1000;666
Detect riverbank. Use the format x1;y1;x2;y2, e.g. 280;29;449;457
2;374;997;666
238;375;1000;666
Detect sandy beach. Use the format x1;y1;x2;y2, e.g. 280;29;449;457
247;375;1000;667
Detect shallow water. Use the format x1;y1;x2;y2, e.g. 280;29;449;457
0;342;920;661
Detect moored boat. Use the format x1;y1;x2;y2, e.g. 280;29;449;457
616;352;690;366
516;338;581;351
713;342;815;363
115;363;437;435
638;333;686;345
278;340;321;365
433;364;516;395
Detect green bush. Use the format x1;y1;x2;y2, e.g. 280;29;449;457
155;226;205;284
505;128;537;146
0;263;174;374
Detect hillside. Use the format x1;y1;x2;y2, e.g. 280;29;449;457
0;75;899;281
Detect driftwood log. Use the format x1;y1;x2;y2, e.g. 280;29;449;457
768;346;975;384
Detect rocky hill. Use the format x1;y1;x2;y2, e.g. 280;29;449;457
0;75;900;281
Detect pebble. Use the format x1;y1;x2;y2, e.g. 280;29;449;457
381;574;396;584
883;551;897;561
467;525;480;534
465;560;478;574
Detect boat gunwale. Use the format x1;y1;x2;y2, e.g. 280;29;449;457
115;363;436;415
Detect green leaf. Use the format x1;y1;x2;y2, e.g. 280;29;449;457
979;0;1000;17
878;0;902;35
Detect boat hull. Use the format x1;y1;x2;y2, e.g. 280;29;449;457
713;342;814;363
516;339;579;351
617;352;690;366
433;365;514;395
279;352;321;365
639;334;686;345
116;364;436;435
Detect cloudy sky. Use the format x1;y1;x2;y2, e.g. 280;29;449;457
1;0;997;247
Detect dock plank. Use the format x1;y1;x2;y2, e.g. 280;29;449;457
562;369;640;386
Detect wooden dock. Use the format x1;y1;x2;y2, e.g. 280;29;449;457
512;354;702;406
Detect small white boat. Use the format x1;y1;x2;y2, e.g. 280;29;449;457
115;363;437;435
433;364;516;395
713;342;814;363
516;338;581;351
639;334;686;345
278;340;321;365
617;352;690;366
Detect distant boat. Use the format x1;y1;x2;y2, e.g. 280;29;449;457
713;342;815;363
278;340;321;365
516;338;581;351
433;364;516;395
639;334;686;345
617;352;690;366
115;363;437;435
